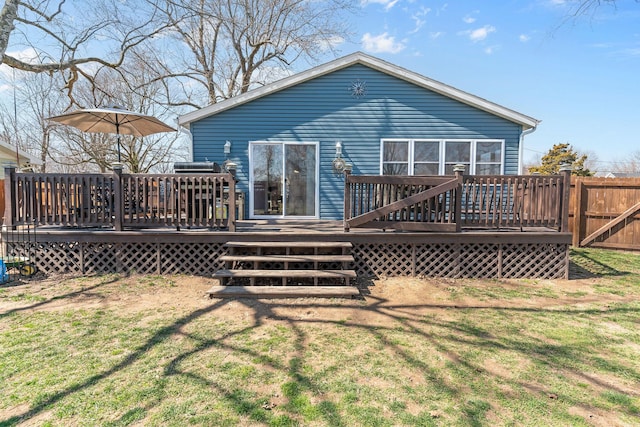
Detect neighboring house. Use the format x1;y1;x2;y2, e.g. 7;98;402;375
178;52;539;220
601;172;640;178
0;140;40;179
0;140;41;223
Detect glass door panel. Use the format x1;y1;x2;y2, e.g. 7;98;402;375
284;144;316;216
251;143;283;216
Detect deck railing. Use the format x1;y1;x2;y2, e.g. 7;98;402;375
459;174;568;230
3;167;236;231
345;169;571;232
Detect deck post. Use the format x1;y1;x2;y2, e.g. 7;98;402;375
3;167;16;228
343;170;351;232
112;164;124;231
227;173;236;232
453;164;465;232
559;164;572;233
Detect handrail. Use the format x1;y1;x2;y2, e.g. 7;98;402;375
344;171;571;232
3;168;237;231
344;172;460;232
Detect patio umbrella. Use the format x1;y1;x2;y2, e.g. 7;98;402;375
48;106;176;163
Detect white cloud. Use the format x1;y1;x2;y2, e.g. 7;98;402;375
5;47;40;65
409;6;431;34
462;25;496;42
430;31;444;40
361;32;406;53
361;0;399;11
519;34;531;42
0;48;40;82
484;45;500;54
463;10;479;24
618;47;640;57
317;36;345;51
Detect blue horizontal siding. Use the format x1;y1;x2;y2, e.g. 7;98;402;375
191;64;524;219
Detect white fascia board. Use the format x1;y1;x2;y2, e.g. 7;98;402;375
178;52;539;130
0;140;42;165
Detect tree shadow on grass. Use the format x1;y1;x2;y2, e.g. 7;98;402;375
569;249;629;279
2;286;640;426
0;275;122;319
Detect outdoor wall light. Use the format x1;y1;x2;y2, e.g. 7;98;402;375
335;141;342;158
224;140;231;155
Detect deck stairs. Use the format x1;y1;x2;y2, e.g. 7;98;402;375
209;241;359;298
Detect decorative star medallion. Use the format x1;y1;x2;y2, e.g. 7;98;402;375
349;79;367;98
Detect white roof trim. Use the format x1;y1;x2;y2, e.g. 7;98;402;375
0;140;42;165
178;52;539;130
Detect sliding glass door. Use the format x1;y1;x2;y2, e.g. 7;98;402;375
250;142;318;218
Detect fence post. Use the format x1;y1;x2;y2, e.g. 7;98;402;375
3;167;15;228
113;164;123;231
572;178;584;247
559;165;572;233
343;170;351;232
453;164;465;232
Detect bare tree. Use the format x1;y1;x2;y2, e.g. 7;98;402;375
0;70;68;171
612;151;640;174
1;0;169;104
49;58;186;173
136;0;355;108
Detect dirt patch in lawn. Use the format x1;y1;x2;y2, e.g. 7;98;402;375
0;274;634;328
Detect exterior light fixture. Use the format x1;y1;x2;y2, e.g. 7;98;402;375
224;140;231;155
335;141;342;158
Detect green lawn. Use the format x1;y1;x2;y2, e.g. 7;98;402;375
1;248;639;426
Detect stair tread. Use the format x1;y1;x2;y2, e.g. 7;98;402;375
213;269;357;278
220;255;354;262
225;241;352;248
207;286;360;298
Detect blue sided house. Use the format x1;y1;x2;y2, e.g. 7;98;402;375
178;52;539;221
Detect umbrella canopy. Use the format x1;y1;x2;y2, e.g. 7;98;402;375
48;106;176;163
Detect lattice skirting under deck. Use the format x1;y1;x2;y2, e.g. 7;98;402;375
7;242;226;276
7;240;568;279
353;242;568;279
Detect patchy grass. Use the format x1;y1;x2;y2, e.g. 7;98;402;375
0;248;639;426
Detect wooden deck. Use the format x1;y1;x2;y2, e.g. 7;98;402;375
2;170;573;281
4;221;571;281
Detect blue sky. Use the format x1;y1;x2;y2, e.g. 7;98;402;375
329;0;640;171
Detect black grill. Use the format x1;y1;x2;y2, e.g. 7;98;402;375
173;162;221;173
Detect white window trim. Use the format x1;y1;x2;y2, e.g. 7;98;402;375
381;138;505;175
248;140;320;219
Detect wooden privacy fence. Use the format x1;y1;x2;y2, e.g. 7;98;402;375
570;177;640;250
3;167;236;231
344;170;571;232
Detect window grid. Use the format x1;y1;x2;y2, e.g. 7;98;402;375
381;139;504;175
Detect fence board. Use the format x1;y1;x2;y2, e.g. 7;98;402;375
570;177;640;250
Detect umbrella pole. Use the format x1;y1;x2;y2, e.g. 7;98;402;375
115;116;122;163
117;134;122;163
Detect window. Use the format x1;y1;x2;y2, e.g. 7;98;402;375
414;141;440;175
381;139;504;175
382;140;409;175
475;140;503;175
444;141;471;175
